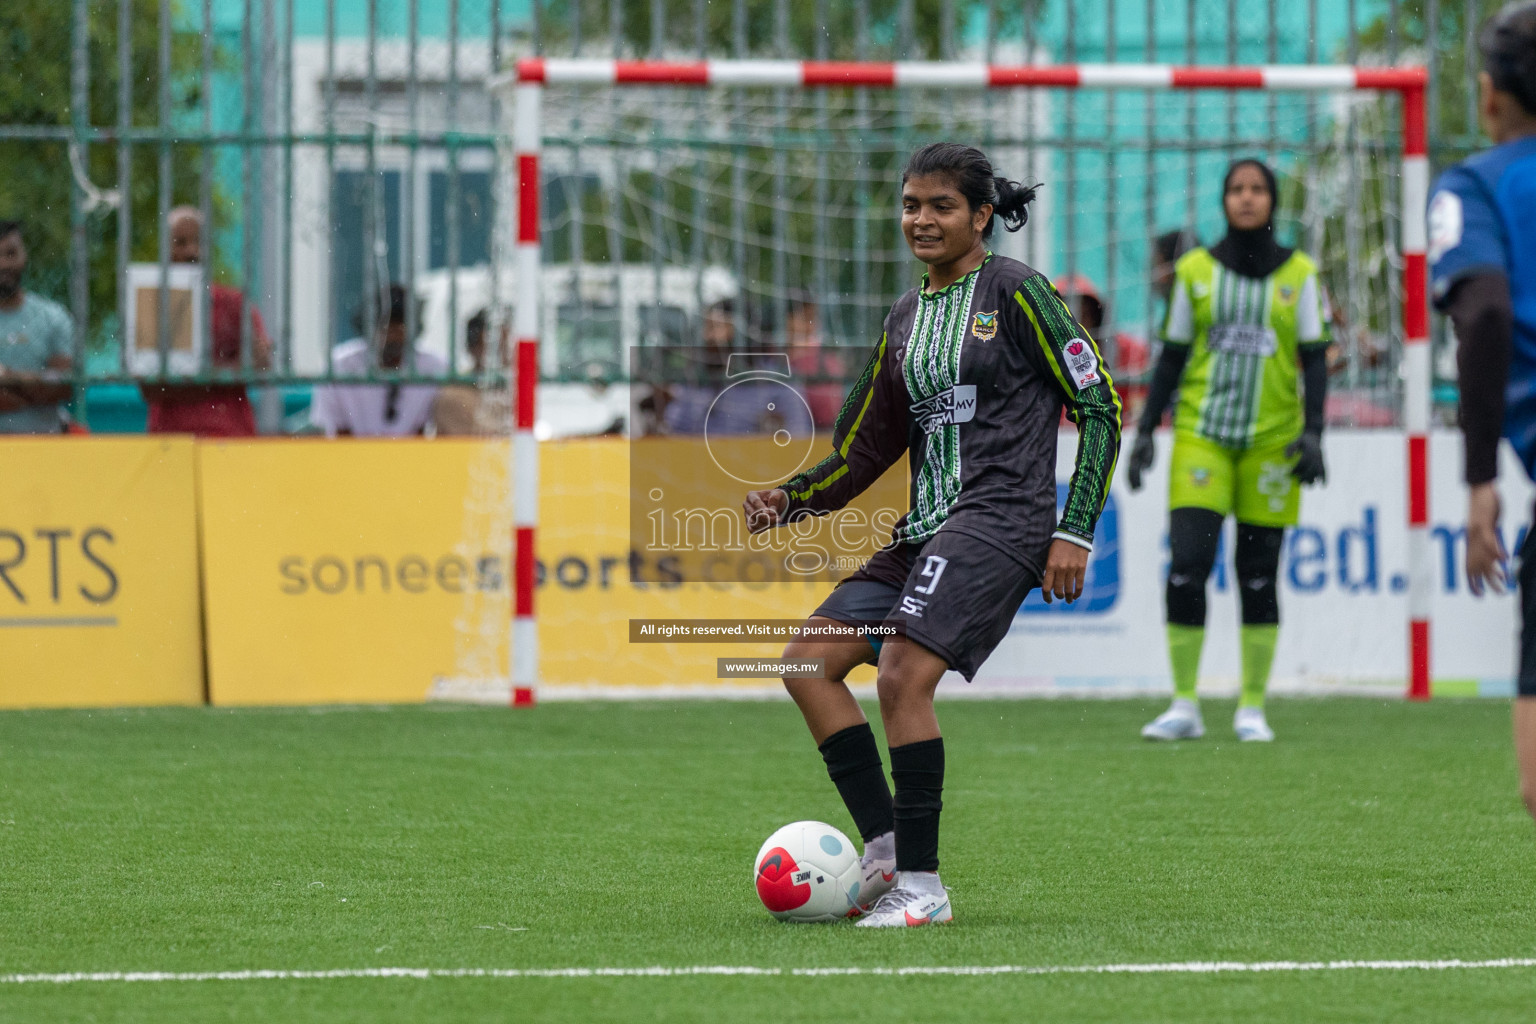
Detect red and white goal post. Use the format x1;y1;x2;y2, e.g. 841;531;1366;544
504;58;1433;701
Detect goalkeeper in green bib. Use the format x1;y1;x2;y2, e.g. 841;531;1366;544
1126;159;1330;742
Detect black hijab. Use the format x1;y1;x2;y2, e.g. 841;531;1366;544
1207;159;1293;279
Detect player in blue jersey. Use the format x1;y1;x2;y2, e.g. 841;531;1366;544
1433;1;1536;822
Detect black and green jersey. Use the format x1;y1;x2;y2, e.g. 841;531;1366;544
780;253;1122;572
1162;248;1331;450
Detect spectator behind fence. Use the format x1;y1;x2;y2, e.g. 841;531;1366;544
0;220;73;433
658;299;737;434
142;206;273;437
311;284;444;437
663;298;812;439
784;290;848;429
433;310;506;436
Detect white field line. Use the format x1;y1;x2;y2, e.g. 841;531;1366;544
5;959;1536;985
431;680;1410;704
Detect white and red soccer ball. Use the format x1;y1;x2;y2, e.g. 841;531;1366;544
753;820;862;922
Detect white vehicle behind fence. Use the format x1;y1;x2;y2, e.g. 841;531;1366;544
413;263;738;438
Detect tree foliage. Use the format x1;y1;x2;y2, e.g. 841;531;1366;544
1357;0;1508;161
0;0;210;338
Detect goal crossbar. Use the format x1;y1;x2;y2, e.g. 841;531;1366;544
501;59;1433;702
511;57;1425;92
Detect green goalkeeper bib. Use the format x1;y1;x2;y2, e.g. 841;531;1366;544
1161;247;1330;450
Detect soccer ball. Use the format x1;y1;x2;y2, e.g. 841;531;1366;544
753;820;862;922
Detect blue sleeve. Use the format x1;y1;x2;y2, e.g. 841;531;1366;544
1428;166;1508;310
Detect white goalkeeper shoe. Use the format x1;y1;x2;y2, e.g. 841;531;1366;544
1233;706;1275;742
854;872;952;928
1141;698;1205;741
853;833;897;912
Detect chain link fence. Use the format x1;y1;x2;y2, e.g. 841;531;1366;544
0;0;1502;432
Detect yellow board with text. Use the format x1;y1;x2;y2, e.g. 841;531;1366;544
198;437;886;704
0;437;203;708
198;439;512;705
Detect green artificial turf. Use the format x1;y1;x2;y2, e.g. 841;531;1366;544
2;698;1534;1022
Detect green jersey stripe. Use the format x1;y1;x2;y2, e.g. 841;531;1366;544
899;261;983;544
1016;276;1122;538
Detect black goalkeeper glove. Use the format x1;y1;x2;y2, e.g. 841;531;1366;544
1125;432;1155;491
1286;430;1326;486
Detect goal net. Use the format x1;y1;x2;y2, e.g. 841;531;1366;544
507;67;1412;412
468;60;1431;698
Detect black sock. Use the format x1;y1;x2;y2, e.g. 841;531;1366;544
889;737;944;872
817;723;894;843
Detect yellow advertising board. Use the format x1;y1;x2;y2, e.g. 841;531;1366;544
0;437;203;708
198;439;511;705
196;437;882;705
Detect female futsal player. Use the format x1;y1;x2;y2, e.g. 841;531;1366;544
1125;158;1331;743
742;143;1122;926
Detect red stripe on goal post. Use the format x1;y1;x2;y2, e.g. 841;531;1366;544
1170;67;1265;88
516;339;538;432
1355;66;1429;93
514;526;536;619
1408;434;1429;528
1401;86;1428;160
1410;620;1432;701
517;156;539;245
801;61;896;86
1403;252;1429;342
986;66;1082;87
614;60;710;84
515;57;547;83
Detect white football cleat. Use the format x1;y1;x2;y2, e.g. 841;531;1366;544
854;840;897;912
854;873;953;928
1234;706;1275;742
1141;698;1205;741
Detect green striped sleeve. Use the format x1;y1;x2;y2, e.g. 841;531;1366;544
1016;276;1123;542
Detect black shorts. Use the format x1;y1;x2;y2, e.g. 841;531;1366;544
1520;517;1536;697
810;528;1040;681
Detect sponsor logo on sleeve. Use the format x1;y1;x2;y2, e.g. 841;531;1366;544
1427;190;1464;265
1064;339;1100;389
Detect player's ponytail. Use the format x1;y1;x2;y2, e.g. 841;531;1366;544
991;175;1039;235
903;142;1040;240
1480;1;1536;116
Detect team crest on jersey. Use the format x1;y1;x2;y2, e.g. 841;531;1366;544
909;384;977;433
1063;339;1100;389
971;309;998;342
